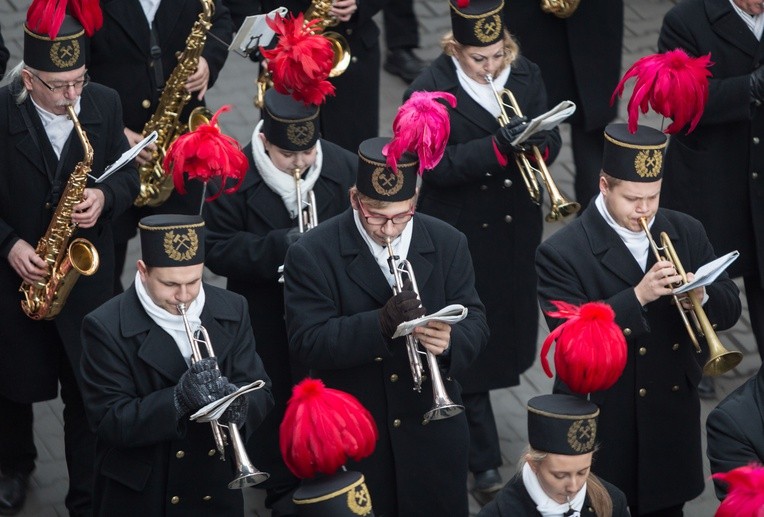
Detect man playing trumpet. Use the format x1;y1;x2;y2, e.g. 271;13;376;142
535;123;742;516
283;134;489;516
80;214;273;515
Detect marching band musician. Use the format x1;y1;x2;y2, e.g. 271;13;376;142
80;215;273;515
204;88;356;514
86;0;234;293
535;123;742;516
406;0;562;502
0;8;139;515
282;135;489;516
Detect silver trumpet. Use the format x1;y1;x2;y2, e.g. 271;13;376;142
177;303;270;488
278;167;319;284
385;239;464;421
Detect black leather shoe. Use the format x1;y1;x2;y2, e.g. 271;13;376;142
0;474;28;516
471;468;503;506
698;376;716;400
384;48;429;84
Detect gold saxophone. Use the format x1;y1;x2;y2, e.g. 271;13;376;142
540;0;580;18
134;0;214;207
20;105;100;320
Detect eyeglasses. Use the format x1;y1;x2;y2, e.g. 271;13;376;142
29;71;89;93
356;195;415;226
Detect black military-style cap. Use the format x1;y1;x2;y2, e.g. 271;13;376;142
138;214;205;267
262;89;320;151
527;394;600;455
356;137;418;202
602;123;668;182
449;0;505;48
24;15;87;72
293;470;374;516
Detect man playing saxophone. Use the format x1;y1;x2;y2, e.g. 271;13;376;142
0;6;140;515
80;215;273;515
283;134;489;516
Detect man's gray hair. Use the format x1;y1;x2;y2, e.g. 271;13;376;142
2;62;30;105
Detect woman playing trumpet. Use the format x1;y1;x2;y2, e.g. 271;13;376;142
406;0;562;502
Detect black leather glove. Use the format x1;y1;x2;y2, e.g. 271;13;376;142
494;116;528;154
285;227;302;247
219;383;248;427
752;66;764;103
174;357;228;419
379;279;427;338
521;130;550;154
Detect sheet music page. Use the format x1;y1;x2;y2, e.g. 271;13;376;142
673;250;740;294
229;7;288;57
95;131;158;183
392;304;468;339
511;101;577;146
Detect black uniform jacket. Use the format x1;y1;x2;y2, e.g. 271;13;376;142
536;204;742;514
706;364;764;499
659;0;764;285
283;209;489;517
478;473;630;517
80;283;274;516
204;140;355;484
407;53;561;392
505;0;623;131
88;0;233;134
0;83;138;402
261;0;385;152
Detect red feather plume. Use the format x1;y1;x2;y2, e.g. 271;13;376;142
540;300;627;394
611;49;713;134
163;105;248;202
456;0;469;7
27;0;103;38
260;13;336;105
383;91;456;173
280;378;378;479
714;465;764;517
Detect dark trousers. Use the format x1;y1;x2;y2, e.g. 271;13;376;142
382;0;419;50
0;357;94;517
462;392;502;473
571;123;606;212
744;274;764;361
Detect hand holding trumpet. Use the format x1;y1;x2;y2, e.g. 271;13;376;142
413;320;452;356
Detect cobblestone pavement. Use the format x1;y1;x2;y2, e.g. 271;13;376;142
2;0;757;515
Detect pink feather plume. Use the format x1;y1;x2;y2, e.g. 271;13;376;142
611;49;713;134
27;0;103;38
260;13;336;105
162;105;248;202
540;300;627;394
714;465;764;517
280;378;378;479
383;91;457;173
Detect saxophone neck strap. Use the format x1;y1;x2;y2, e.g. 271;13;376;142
150;23;165;91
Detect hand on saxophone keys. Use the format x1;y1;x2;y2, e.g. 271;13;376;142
412;320;452;356
329;0;357;22
72;188;105;228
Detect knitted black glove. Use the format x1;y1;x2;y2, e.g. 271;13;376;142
219;383;248;427
379;279;427;338
174;357;228;419
751;66;764;102
494;116;528;154
285;226;302;247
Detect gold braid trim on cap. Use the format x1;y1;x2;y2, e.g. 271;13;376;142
265;107;320;124
138;221;206;231
527;406;600;420
24;25;84;41
604;131;667;151
294;476;368;505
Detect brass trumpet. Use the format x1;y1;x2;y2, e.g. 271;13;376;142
485;74;580;223
177;303;270;488
278;167;319;283
386;238;464;421
638;218;742;376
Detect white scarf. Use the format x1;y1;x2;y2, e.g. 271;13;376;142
595;192;652;272
251;120;323;219
32;96;81;159
134;271;206;367
730;0;764;40
522;462;586;517
139;0;161;26
452;56;511;119
353;210;414;287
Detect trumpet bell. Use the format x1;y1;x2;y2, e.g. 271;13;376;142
228;465;270;489
325;32;350;78
545;200;581;223
424;400;464;422
703;348;743;377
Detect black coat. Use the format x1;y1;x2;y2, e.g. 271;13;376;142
536;204;742;514
0;83;139;403
283;210;489;517
261;0;386;152
659;0;764;285
204;140;356;486
80;284;274;516
407;53;561;391
478;473;630;517
706;365;764;500
504;0;623;131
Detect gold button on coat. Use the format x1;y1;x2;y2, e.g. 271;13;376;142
638;347;646;356
175;450;185;459
374;357;383;362
208;449;216;456
393;419;401;428
141;99;151;109
754;137;761;145
672;343;679;351
504;215;513;224
672;385;679;392
623;328;631;336
202;496;212;501
639;388;647;397
171;496;180;504
390;374;398;382
503;179;512;188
